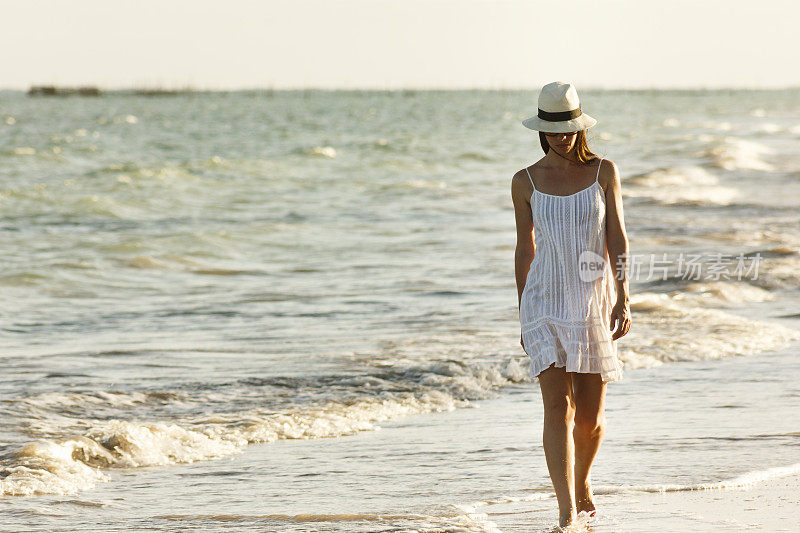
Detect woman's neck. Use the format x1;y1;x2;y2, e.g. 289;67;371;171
546;149;580;167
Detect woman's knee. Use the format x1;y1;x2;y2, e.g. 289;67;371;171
539;366;574;419
574;412;605;437
542;395;574;422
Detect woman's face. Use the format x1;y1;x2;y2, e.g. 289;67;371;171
544;130;578;153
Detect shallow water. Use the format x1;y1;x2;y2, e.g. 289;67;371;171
4;337;799;532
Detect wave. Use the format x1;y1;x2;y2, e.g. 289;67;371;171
619;288;800;369
624;165;739;206
457;151;495;162
4;276;799;499
0;359;528;497
724;246;800;291
608;461;800;494
3;287;798;501
626;243;800;292
703;137;774;171
459;461;800;523
5;290;798;501
152;511;501;532
294;146;337;158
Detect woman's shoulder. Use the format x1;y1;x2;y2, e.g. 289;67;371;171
594;156;620;191
595;156;618;174
512;160;541;181
511;166;533;198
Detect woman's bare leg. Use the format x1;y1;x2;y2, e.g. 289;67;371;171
570;371;606;515
538;363;577;527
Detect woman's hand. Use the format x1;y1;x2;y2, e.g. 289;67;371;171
610;300;631;340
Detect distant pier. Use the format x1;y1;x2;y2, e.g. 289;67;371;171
27;85;101;96
24;85;279;97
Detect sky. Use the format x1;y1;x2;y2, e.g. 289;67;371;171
1;0;798;90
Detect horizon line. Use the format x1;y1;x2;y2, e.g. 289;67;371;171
2;84;799;92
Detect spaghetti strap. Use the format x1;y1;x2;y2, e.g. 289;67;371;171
594;158;604;184
525;167;535;190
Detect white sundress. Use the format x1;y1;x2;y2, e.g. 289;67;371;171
519;158;624;383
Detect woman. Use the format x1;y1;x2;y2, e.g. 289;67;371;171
511;81;631;530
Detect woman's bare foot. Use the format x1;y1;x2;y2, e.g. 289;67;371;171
558;509;576;528
575;482;596;515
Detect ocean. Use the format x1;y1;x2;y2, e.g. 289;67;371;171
1;88;799;532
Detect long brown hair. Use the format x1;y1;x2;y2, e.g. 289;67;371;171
538;130;599;165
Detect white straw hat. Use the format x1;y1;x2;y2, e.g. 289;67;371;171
522;81;597;133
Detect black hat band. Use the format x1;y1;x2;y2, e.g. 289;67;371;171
538;107;582;122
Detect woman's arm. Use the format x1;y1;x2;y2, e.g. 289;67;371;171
512;170;535;309
601;160;632;339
